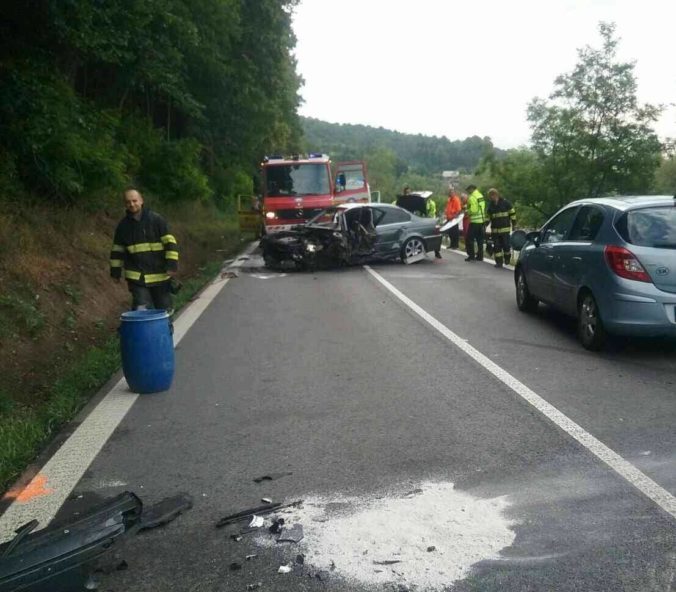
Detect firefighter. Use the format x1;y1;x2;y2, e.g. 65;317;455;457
486;188;516;267
110;188;179;312
464;185;486;261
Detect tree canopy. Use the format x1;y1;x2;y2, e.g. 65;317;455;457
476;23;664;225
0;0;304;205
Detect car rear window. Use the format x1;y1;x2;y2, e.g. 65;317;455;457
616;207;676;248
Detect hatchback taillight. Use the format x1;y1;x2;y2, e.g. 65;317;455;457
604;245;651;283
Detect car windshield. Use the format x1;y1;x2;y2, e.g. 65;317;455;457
265;163;331;197
616;206;676;248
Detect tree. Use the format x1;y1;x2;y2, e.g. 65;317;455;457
526;22;663;213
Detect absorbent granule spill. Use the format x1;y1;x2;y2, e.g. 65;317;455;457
256;481;515;590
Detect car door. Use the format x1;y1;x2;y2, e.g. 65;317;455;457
334;161;370;205
527;206;579;302
554;205;606;314
372;207;411;255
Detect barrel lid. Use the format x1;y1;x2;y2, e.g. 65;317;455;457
120;310;169;321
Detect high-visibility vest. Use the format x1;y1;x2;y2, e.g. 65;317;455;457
467;190;486;224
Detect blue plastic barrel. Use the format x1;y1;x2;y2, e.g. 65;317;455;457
119;310;174;394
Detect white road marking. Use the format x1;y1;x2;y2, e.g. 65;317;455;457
364;265;676;521
443;246;515;271
0;242;258;542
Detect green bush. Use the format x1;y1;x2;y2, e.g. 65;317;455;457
0;62;127;202
143;138;212;202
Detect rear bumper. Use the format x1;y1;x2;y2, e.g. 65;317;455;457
601;290;676;337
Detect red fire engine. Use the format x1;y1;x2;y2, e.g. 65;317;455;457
259;154;369;234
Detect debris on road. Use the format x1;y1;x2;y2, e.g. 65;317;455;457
268;518;285;534
253;472;293;484
230;562;242;571
248;515;265;528
373;560;403;566
0;492;142;592
246;554;258;561
277;564;292;574
139;493;193;531
261;497;272;504
220;270;239;279
231;534;243;542
277;524;303;544
215;502;283;528
246;582;262;590
426;546;436;553
295;554;305;565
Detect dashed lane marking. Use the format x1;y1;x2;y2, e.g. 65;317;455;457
0;242;258;542
365;265;676;521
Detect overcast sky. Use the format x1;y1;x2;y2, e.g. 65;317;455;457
291;0;675;149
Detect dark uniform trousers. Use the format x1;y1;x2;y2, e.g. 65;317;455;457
493;233;511;265
129;282;173;312
466;223;485;260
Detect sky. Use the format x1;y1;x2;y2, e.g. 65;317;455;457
291;0;676;149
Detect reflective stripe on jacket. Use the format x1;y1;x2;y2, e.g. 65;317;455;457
487;198;516;234
110;208;178;286
467;190;486;224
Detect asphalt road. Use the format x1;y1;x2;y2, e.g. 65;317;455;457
21;248;676;590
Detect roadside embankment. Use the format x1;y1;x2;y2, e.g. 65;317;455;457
0;197;245;492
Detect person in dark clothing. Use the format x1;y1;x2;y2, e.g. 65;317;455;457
110;188;179;311
486;188;516;267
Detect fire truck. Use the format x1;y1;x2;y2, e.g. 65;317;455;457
250;154;370;234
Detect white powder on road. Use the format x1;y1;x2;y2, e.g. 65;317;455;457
257;481;516;590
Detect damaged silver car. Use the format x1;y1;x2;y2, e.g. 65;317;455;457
260;204;442;270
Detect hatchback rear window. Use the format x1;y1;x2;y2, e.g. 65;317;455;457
616;207;676;248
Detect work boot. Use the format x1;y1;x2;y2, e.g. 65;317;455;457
435;251;442;259
494;260;503;268
464;256;475;262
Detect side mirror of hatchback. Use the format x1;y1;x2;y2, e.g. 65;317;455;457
526;230;541;247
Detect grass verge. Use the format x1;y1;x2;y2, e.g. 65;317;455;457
0;254;239;492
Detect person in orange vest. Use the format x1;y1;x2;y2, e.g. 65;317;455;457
444;188;462;249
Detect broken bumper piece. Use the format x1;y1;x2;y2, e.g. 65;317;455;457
0;492;142;592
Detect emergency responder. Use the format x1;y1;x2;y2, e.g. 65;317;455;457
424;195;442;258
464;185;486;261
444;188;462;249
486;188;516;267
110;188;179;312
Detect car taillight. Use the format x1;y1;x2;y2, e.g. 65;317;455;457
604;245;651;283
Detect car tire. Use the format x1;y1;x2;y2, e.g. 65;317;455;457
401;237;425;263
577;291;607;351
515;268;538;313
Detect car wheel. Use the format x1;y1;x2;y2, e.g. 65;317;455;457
401;237;425;263
516;268;538;312
577;291;606;351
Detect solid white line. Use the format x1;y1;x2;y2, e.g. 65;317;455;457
364;265;676;521
442;245;515;271
0;242;258;542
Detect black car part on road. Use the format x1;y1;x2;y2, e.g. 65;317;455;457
0;492;142;592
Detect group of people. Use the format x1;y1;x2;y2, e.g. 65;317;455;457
443;185;517;267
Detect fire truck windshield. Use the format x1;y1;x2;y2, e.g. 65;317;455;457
265;163;330;197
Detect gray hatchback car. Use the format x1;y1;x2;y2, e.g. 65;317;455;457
514;196;676;350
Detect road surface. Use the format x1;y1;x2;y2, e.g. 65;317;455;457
2;246;675;591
